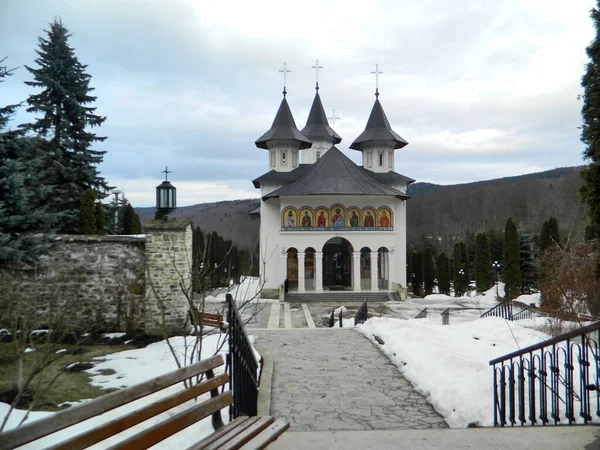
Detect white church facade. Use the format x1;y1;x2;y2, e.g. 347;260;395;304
252;82;414;299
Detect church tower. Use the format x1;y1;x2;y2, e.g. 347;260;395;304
255;93;311;172
300;85;341;164
350;91;408;173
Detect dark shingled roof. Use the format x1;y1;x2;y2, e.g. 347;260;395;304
301;92;342;144
255;97;312;150
263;146;405;199
252;164;312;188
350;98;408;150
361;168;416;186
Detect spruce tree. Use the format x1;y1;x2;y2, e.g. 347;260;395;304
580;1;600;273
520;234;537;294
133;213;142;234
437;252;451;295
503;217;522;300
23;19;111;233
423;246;435;295
122;203;137;234
474;232;492;293
78;188;97;234
95;202;105;235
0;59;60;268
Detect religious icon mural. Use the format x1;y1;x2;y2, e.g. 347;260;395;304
330;204;345;228
377;207;393;227
280;205;393;230
281;207;298;228
362;208;376;227
315;208;329;227
347;207;360;227
299;208;313;228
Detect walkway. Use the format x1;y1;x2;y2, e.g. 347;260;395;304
251;328;447;431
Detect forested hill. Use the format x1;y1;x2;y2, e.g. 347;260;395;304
136;166;586;250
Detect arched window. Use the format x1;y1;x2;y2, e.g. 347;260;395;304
388;151;393;168
316;151;321;160
379;151;383;166
282;151;286;165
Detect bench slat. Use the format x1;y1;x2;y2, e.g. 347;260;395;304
106;390;233;450
46;373;229;450
202;417;262;450
0;355;224;450
239;418;290;450
184;416;250;450
218;417;274;450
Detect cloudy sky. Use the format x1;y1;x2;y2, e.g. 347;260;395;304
0;0;596;206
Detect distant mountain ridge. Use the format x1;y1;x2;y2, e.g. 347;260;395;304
136;166;586;250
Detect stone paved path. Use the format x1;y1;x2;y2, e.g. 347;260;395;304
251;329;448;431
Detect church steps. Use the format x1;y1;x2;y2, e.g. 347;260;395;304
285;292;397;303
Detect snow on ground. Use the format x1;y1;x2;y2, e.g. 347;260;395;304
0;333;259;449
358;316;556;428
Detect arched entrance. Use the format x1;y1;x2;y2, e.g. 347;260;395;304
287;248;298;290
322;237;353;289
378;247;389;289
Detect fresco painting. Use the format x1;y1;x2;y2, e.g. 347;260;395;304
280;205;393;230
282;207;298;228
315;208;329;227
347;207;360;227
299;208;313;227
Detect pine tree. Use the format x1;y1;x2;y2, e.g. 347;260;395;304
503;217;522;300
423;246;435;295
95;202;105;235
474;232;492;293
437;252;451;295
0;59;60;268
133;213;142;234
520;234;537;294
411;251;424;297
580;1;600;273
539;216;561;254
122;203;137;234
23;19;111;233
78;189;97;234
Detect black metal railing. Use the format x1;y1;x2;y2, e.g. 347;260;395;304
481;300;513;320
441;308;450;325
489;321;600;427
226;293;259;419
328;309;335;327
512;305;536;321
354;299;368;325
415;307;427;319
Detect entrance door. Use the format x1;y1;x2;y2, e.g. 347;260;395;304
322;237;353;289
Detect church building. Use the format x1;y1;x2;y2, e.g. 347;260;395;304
252;76;414;299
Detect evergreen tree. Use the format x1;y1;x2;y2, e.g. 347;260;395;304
539;216;561;254
95;202;105;235
503;217;522;300
474;232;492;293
23;19;111;233
437;252;451;295
0;59;60;268
122;203;137;234
133;212;142;234
520;234;537;294
411;251;424;297
580;1;600;273
423;246;435;295
78;188;97;234
453;241;469;296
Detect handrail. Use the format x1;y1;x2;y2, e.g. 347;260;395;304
354;299;368;325
481;300;513;320
441;308;450;325
227;294;259;419
511;305;536;321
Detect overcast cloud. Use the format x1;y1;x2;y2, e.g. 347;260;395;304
0;0;596;206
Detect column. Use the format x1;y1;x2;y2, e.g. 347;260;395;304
384;252;390;289
280;251;288;288
315;252;323;292
298;252;306;292
370;251;379;292
352;251;361;292
388;252;396;290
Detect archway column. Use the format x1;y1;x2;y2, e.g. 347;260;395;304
298;252;306;292
388;252;396;290
280;250;287;288
370;252;379;292
352;251;361;292
315;252;323;292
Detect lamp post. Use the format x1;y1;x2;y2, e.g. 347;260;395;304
458;268;465;297
155;166;177;220
492;260;501;298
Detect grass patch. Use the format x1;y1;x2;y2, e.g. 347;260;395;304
0;343;128;411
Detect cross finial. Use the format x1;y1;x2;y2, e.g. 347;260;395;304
161;166;171;181
311;59;323;91
371;63;383;98
328;109;340;130
279;62;291;97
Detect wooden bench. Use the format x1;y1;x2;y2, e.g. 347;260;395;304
0;355;288;450
190;308;229;332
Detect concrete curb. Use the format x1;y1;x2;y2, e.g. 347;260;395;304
256;345;272;416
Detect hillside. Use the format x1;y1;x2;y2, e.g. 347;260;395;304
136;166;586;250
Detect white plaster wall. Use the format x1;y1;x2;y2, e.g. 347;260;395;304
259;194;407;292
266;140;302;172
300;139;333;164
360;141;396;173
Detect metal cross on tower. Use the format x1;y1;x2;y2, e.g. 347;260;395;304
328;109;340;130
312;59;323;91
371;63;383;98
161;166;171;181
279;62;291;97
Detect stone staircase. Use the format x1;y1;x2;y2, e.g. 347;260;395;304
285;291;398;303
